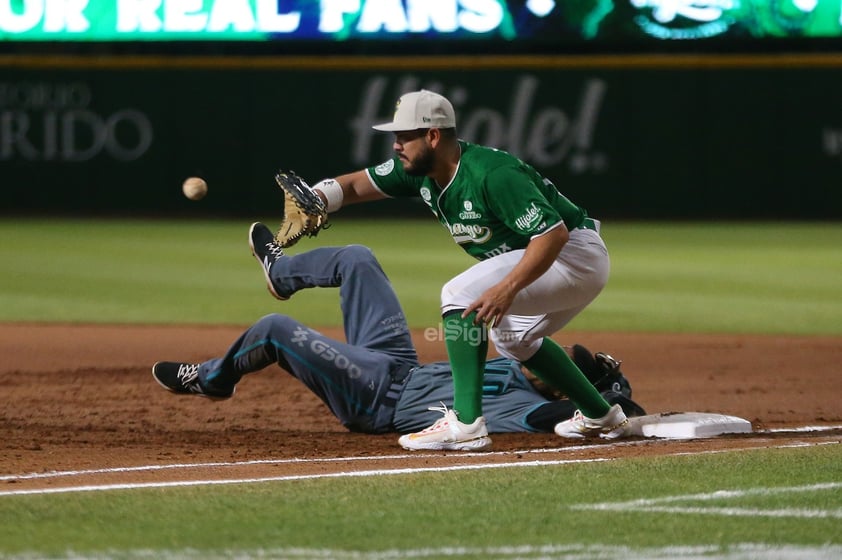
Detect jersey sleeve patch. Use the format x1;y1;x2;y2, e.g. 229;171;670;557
374;159;395;176
367;157;424;198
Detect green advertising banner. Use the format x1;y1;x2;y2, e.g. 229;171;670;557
1;55;840;218
2;0;842;45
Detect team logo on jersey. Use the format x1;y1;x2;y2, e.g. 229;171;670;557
374;159;395;176
459;200;482;220
449;222;492;245
514;202;543;231
483;244;513;259
420;187;432;203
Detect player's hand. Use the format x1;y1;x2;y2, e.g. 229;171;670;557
463;283;516;328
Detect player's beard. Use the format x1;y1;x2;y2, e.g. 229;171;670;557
403;145;435;177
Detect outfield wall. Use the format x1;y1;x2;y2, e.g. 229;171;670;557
2;54;840;219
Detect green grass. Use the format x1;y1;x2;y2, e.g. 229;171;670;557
1;444;840;557
597;222;842;334
0;218;840;334
1;218;840;558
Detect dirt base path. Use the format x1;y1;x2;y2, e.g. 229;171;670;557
2;324;841;488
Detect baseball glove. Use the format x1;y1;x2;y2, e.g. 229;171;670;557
273;170;329;248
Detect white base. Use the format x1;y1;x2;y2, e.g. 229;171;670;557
626;412;752;439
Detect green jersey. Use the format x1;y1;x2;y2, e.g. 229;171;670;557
367;141;588;260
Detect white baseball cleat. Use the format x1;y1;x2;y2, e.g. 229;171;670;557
554;403;630;439
399;405;492;451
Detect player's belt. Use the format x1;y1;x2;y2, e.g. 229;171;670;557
383;362;416;408
576;218;600;233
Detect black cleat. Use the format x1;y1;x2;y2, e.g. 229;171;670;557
152;362;234;400
248;222;287;301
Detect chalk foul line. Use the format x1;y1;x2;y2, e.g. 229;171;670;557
0;436;839;497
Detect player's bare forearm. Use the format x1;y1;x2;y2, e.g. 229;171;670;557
338;171;386;205
501;225;568;292
464;225;568;325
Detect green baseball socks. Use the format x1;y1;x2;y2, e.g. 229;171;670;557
444;312;610;423
443;311;487;424
523;337;611;418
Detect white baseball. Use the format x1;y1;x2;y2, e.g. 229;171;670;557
182;177;208;201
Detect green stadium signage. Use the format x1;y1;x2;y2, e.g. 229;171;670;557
1;0;840;43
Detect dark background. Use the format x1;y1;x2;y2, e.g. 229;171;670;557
2;1;841;220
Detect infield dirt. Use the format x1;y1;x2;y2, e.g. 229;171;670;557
2;324;841;490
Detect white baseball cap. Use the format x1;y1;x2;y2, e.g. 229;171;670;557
372;89;456;132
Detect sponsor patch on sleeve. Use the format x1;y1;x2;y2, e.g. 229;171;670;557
514;202;543;232
374;160;395;176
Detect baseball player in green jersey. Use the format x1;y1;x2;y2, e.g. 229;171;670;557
289;89;629;450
